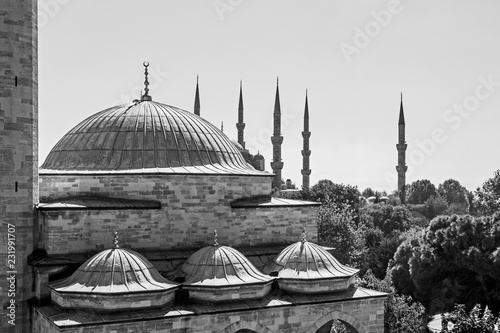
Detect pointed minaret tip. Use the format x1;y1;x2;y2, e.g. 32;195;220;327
398;92;405;125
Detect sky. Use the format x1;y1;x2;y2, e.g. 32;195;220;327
38;0;500;193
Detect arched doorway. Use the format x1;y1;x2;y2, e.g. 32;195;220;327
316;319;358;333
306;311;366;333
218;321;273;333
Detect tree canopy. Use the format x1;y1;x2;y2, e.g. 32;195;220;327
390;213;500;315
475;169;500;216
407;179;437;204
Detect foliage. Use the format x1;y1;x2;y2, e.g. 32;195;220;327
422;196;449;219
302;179;361;210
438;179;469;206
356;204;416;278
389;232;421;295
385;294;428;333
317;202;359;266
329;320;348;333
441;304;500;333
359;204;412;235
391;214;500;314
407;179;437;204
357;271;427;333
362;187;375;198
475;170;500;216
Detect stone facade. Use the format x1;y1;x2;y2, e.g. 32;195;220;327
38;173;318;253
33;289;386;333
0;0;38;332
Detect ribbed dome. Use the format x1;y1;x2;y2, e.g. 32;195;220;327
51;247;177;294
181;242;274;302
275;240;359;280
182;245;273;286
41;101;262;175
50;246;178;310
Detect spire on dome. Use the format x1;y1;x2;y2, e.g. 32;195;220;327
301;226;307;243
141;62;152;101
194;75;201;116
398;92;405;125
113;230;119;248
213;229;219;247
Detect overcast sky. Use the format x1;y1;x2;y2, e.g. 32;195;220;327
38;0;500;193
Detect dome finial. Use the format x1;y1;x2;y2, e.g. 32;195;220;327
301;225;307;243
113;230;119;248
141;62;152;101
213;229;219;247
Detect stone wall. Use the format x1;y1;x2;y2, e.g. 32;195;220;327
33;296;386;332
0;0;38;332
38;174;318;253
39;174;272;201
38;204;318;254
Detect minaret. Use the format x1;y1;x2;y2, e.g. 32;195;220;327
194;75;200;116
301;90;311;189
396;93;408;203
0;0;38;332
236;80;245;148
271;78;284;190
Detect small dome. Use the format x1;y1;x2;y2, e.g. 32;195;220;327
181;241;273;303
50;246;178;310
41;100;264;175
270;237;358;294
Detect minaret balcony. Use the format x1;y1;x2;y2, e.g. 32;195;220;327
271;161;284;169
271;136;283;145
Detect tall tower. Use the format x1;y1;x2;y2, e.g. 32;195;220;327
301;90;311;189
0;0;38;332
236;81;245;148
194;75;200;116
270;78;284;190
396;93;408;204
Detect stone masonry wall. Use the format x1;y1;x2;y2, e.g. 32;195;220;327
38;204;318;254
0;1;38;332
33;296;386;333
38;174;318;253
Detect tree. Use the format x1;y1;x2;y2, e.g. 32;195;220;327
357;271;428;333
438;179;469;206
317;202;359;266
359;204;412;235
401;214;500;314
475;170;500;215
304;179;360;210
362;187;375;198
441;304;500;333
407;179;437;204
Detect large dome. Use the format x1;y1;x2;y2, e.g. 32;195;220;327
41;100;263;175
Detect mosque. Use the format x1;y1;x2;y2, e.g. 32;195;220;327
1;1;391;332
